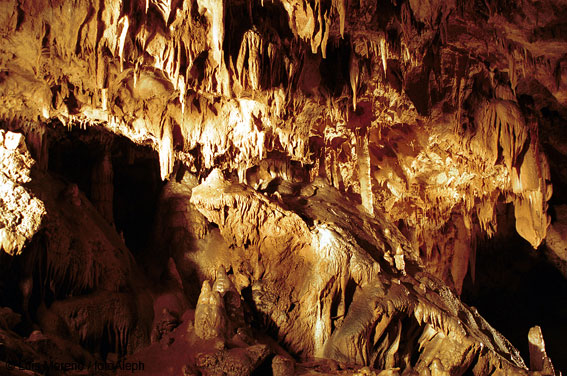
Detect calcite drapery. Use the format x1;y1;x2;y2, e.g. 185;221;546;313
188;169;531;373
0;0;566;373
1;0;562;293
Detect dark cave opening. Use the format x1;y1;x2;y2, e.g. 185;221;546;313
371;314;423;371
0;126;164;361
462;204;567;373
111;138;163;256
47;128;98;196
47;125;164;259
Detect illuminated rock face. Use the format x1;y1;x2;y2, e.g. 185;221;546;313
0;130;45;256
0;0;566;374
189;169;530;372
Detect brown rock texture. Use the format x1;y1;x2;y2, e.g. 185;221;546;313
0;0;566;374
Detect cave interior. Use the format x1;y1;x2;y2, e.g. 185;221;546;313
0;0;567;375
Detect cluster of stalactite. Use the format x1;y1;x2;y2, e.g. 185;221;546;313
1;0;564;293
0;0;566;373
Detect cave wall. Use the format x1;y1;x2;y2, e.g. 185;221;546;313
0;0;566;374
1;0;566;291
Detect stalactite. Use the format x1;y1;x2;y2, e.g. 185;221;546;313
380;35;388;75
469;243;476;285
314;297;331;358
508;50;517;94
236;30;264;90
236;37;247;86
0;0;565;370
159;118;174;181
174;42;181;89
321;10;331;58
401;42;411;65
383;320;402;369
473;100;527;171
349;51;359;110
554;54;566;90
311;0;324;55
179;78;186;115
267;43;277;86
101;88;108;111
198;0;224;69
449;217;471;294
246;0;253;24
117;16;129;73
163;45;175;88
153;0;172;24
247;31;263;91
356;133;374;216
336;0;347;38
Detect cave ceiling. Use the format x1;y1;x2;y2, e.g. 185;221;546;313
0;0;566;375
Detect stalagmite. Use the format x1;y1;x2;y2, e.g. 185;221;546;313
528;326;556;374
91;150;114;224
195;280;227;340
26;123;48;171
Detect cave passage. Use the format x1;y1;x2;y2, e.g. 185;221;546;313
463;235;567;372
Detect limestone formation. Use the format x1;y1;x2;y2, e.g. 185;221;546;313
194;280;227;340
0;131;45;256
272;355;295;376
190;171;531;373
528;326;556;375
0;0;566;374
